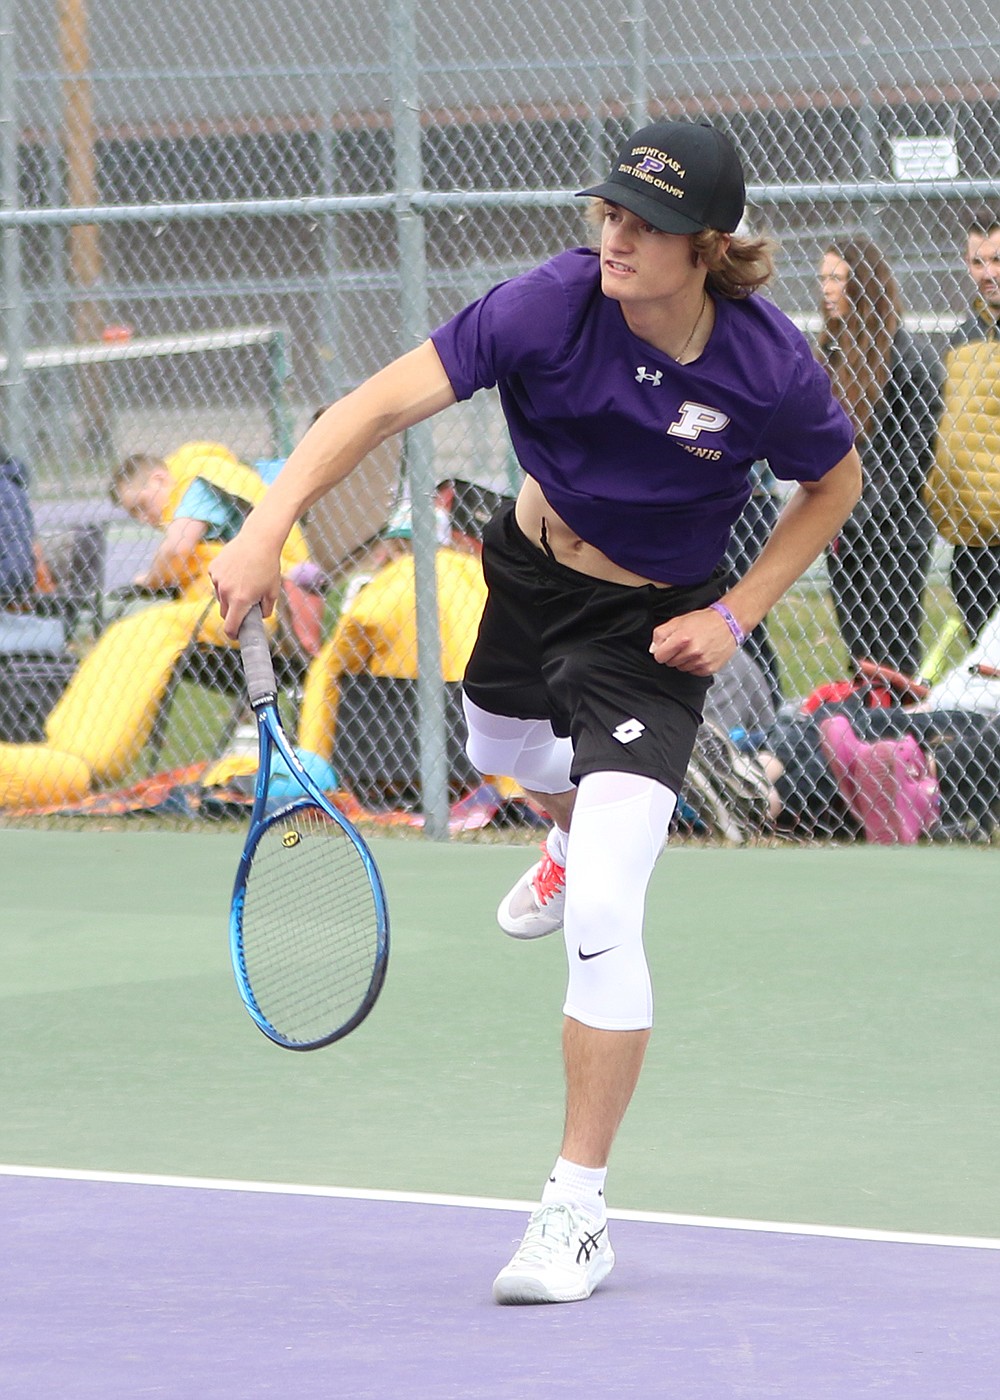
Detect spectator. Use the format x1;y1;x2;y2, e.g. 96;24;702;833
925;208;1000;641
926;602;1000;714
297;481;510;809
818;238;942;677
668;645;1000;847
724;461;783;704
0;447;76;657
0;447;36;608
704;646;778;739
1;442;321;808
110;441;313;649
732;603;1000;843
675;649;781;840
759;699;1000;844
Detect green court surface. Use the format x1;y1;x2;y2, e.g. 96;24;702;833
1;830;997;1239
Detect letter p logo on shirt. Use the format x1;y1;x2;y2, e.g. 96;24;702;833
667;401;730;440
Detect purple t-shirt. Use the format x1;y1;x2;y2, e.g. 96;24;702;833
430;247;854;583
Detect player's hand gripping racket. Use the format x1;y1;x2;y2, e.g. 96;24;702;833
229;604;389;1049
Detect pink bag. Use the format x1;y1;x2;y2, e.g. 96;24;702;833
818;716;940;845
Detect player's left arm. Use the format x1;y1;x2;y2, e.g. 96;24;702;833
650;446;862;675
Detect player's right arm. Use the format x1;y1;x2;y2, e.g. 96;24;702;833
210;339;457;637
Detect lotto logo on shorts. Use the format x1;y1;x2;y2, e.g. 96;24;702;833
612;718;646;744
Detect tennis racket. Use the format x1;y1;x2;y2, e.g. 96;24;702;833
229;604;390;1050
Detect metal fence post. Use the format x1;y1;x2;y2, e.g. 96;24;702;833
626;0;650;134
390;0;451;840
0;0;26;465
267;330;294;460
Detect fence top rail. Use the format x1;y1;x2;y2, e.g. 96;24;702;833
0;326;283;373
3;177;1000;228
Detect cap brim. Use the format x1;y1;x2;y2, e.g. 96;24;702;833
576;183;707;234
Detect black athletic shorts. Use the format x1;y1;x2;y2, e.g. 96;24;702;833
463;502;727;793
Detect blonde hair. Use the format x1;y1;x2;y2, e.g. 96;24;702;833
583;200;776;299
692;227;776;299
109;452;164;505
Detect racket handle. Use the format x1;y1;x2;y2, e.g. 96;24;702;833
238;603;278;704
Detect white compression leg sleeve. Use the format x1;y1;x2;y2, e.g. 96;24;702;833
562;771;677;1031
462;694;574;795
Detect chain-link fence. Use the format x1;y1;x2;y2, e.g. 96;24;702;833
2;0;1000;842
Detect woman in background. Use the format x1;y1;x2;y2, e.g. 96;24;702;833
818;237;942;678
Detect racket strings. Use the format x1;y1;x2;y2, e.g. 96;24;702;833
239;805;385;1045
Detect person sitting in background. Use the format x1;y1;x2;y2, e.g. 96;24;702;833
110;441;316;650
672;648;780;841
296;480;511;810
817;238;942;678
0;447;37;609
1;442;323;809
760;697;1000;845
0;446;74;658
687;634;1000;845
718;612;1000;845
724;461;783;705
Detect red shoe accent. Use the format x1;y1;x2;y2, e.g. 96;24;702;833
532;849;566;907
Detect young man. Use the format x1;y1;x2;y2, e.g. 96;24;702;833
112;442;312;648
925;209;1000;642
111;442;310;593
209;119;861;1306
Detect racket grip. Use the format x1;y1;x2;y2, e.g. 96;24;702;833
238;603;279;703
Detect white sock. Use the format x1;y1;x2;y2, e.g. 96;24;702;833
546;826;569;867
541;1156;607;1221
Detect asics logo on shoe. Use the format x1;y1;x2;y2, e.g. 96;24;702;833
578;944;620;961
612;718;645;744
576;1225;608;1265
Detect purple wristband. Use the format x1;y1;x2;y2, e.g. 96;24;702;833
709;600;746;647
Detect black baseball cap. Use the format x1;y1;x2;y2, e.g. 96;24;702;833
578;119;746;234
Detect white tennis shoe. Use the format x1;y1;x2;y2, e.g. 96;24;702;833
493;1202;614;1305
496;848;566;939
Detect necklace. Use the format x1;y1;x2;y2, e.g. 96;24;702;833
671;291;709;363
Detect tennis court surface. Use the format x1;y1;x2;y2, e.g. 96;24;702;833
2;830;998;1397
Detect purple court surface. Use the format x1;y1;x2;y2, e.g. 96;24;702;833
3;1169;998;1399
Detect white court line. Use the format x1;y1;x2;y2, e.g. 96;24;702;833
2;1162;999;1252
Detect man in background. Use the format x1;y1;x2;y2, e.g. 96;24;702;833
925;209;1000;641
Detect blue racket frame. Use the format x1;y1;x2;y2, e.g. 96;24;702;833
229;605;390;1050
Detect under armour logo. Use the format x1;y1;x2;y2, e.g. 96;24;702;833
635;366;662;386
613;718;645;744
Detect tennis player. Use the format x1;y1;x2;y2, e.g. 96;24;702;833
210;118;861;1306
